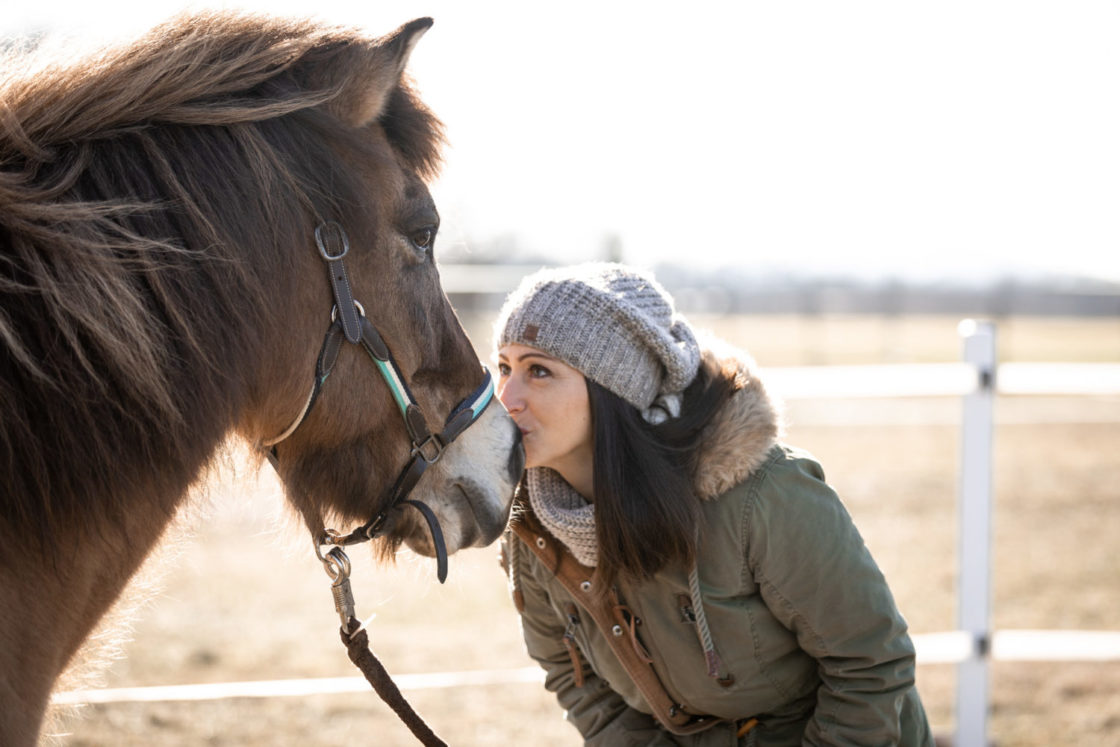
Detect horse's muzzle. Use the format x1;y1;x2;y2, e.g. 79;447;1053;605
507;428;525;484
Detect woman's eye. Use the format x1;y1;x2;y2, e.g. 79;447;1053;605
529;364;551;379
410;227;436;252
497;363;510;377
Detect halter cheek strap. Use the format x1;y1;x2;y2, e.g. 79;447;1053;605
317;220;362;344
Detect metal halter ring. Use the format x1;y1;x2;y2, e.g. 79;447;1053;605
317;528;343;554
411;434;445;464
331;299;365;323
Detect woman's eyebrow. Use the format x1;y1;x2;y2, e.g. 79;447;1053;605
497;350;561;365
518;352;559;363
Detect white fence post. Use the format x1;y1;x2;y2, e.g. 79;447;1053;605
956;320;996;746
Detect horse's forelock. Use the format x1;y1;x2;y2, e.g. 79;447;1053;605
382;79;446;181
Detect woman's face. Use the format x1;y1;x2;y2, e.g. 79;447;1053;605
496;343;593;483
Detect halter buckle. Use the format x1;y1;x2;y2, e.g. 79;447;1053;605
315;221;350;261
412;434;444;464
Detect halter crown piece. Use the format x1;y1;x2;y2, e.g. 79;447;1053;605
261;221;496;583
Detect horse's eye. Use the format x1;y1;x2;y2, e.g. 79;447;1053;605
410;227;436;253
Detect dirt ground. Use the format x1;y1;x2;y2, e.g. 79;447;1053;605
44;314;1120;746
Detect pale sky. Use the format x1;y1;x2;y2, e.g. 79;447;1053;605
5;1;1119;283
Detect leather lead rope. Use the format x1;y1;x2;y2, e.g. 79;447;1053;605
323;545;447;746
342;619;448;747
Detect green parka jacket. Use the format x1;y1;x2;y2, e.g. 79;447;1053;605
501;346;934;746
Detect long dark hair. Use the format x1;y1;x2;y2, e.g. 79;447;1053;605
588;352;738;590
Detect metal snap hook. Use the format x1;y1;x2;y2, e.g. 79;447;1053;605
319;545;351;582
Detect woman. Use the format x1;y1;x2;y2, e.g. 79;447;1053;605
495;263;933;746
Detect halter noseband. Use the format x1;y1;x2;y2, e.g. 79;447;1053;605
261;221;495;582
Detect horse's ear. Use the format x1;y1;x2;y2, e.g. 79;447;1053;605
326;17;433;127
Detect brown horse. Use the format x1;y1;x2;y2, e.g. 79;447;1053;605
0;12;522;744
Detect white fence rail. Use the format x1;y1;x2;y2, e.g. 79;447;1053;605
50;627;1120;706
763;361;1120;400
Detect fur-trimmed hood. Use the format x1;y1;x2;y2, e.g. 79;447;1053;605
692;338;783;501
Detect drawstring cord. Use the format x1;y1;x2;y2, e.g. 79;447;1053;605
688;564;726;680
507;531;525;612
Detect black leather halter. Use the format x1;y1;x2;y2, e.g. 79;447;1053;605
261;221;495;582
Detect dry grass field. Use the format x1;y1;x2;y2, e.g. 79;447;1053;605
45;313;1120;746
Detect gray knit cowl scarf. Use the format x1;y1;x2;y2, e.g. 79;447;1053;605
527;467;599;567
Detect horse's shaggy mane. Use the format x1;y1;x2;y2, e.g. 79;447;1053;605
0;11;444;542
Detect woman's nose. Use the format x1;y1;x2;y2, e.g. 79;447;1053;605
498;377;523;413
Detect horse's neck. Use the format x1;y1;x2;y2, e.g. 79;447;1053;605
0;495;181;745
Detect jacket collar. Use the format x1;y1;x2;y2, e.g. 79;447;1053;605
692;338;782;501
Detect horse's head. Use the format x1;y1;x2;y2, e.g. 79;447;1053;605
231;18;523;561
0;14;520;741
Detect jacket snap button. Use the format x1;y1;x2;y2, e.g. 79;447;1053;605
611;624;623;637
580;581;592;592
535;537;546;549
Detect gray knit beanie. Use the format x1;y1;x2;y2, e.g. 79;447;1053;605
495;263;701;420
